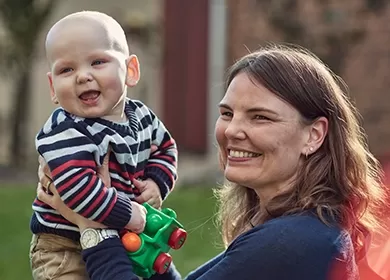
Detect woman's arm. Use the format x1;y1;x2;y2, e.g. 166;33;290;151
82;237;140;280
183;215;358;280
184;252;224;279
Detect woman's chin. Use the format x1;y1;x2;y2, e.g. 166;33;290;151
224;169;251;186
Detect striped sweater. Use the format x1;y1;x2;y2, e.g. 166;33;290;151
31;98;178;241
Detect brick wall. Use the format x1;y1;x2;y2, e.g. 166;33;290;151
227;0;390;156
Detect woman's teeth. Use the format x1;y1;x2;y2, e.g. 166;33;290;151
229;150;261;158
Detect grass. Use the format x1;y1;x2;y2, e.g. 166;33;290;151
0;184;223;279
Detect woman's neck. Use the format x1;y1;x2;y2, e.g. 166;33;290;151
253;176;296;209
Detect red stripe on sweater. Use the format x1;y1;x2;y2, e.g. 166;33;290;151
152;154;176;165
34;199;45;206
134;170;144;178
83;184;108;218
57;168;94;194
160;139;176;150
109;161;132;181
67;175;98;209
111;180;129;192
52;159;96;178
43;214;70;224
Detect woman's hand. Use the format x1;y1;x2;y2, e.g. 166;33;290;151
37;153;111;232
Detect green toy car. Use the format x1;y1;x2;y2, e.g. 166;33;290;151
121;203;187;278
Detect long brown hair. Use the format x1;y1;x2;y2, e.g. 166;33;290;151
215;45;387;255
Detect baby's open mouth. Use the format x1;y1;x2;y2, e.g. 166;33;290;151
79;90;100;101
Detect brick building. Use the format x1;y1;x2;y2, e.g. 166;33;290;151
0;0;388;184
227;0;390;158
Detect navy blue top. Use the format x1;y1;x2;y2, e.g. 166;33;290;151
82;213;359;280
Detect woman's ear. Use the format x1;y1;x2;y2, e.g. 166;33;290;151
302;116;328;156
47;72;59;104
125;55;140;87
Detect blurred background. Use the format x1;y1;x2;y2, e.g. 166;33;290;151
0;0;389;279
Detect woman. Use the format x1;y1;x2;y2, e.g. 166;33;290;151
37;45;387;280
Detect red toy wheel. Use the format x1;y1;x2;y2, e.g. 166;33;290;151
168;228;187;249
153;253;172;274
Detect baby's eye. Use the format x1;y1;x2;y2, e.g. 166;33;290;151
92;60;105;66
59;68;72;74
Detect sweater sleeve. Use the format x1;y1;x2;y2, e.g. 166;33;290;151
36;114;132;228
82;238;140;280
184;216;357;280
143;108;178;200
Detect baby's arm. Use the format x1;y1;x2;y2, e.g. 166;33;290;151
36;118;132;229
143;109;178;200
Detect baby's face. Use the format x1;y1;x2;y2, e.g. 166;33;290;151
46;20;129;120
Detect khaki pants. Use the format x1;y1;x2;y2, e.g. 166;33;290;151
29;233;88;280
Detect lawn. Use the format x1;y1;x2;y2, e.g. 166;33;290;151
0;184;223;279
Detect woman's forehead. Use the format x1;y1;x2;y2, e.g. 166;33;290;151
222;73;299;117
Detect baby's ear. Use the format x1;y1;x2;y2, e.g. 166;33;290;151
47;72;59;104
125;55;140;87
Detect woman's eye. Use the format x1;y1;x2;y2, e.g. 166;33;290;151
254;115;269;120
221;111;233;117
92;60;105;66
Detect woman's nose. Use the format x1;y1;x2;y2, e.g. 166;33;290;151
224;119;246;140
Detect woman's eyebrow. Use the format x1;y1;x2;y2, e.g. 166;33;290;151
218;103;231;110
246;107;277;115
218;103;277;115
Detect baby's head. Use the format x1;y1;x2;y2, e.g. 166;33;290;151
45;11;140;120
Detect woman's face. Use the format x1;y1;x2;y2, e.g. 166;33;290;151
215;72;311;199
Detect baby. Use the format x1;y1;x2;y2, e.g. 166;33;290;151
29;11;178;280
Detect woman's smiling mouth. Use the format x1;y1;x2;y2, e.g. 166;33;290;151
228;149;261;158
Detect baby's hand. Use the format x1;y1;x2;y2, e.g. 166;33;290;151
125;201;147;234
134;178;163;209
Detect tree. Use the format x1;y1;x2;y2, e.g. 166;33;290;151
0;0;56;167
